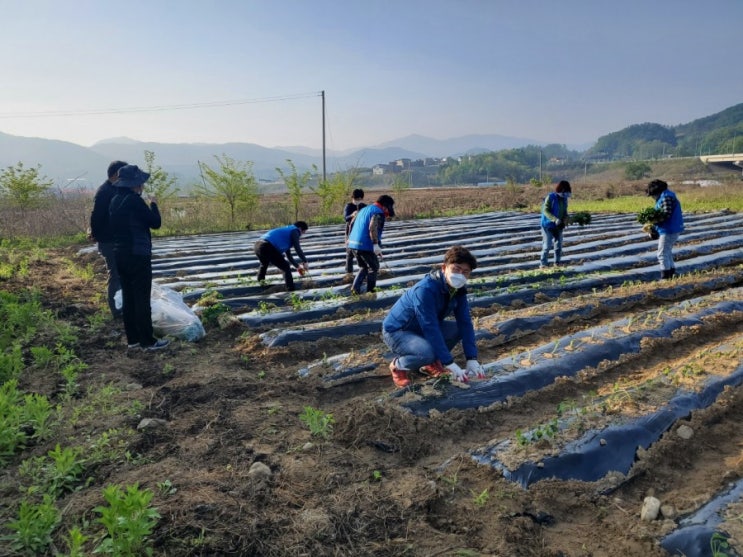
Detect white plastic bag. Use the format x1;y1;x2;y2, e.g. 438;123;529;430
150;283;206;341
114;284;206;342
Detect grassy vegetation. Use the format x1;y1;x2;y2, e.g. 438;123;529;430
0;249;157;556
571;184;743;214
1;157;739;240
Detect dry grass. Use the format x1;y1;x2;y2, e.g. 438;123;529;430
1;158;740;240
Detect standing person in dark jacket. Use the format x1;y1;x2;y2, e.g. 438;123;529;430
347;194;394;295
254;221;309;291
645;179;684;280
382;245;486;388
89;160;128;319
110;164;169;351
343;188;365;280
539;180;572;268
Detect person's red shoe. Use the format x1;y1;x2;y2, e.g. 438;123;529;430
389;359;411;387
419;360;449;378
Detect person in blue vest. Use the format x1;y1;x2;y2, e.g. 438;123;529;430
110;164;169;351
254;221;309;291
539;180;572;268
343;188;365;279
382;245;486;388
645;179;684;280
346;194;395;295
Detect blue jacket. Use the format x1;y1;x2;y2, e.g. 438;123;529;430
348;204;385;251
382;269;477;365
540;192;568;230
655;190;684;235
110;189;161;256
260;225;306;266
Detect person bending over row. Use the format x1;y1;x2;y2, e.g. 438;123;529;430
254;221;309;291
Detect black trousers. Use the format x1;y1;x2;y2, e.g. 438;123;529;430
115;251;156;346
345;248;355;273
351;249;379;294
254;240;295;291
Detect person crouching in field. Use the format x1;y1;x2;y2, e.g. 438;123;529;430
347;195;394;295
540;180;571;268
254;221;309;291
382;245;486;388
646;179;684;280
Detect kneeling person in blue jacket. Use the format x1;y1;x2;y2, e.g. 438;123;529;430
382;245;486;388
254;221;309;291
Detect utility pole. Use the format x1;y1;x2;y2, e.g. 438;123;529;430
321;90;326;184
538;150;542;182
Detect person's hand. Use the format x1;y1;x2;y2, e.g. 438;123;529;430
642;223;653;233
300;262;309;272
373;244;383;257
555;218;565;230
148;195;158;204
446;362;468;382
466;359;486;379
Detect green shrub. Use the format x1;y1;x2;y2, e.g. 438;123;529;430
0;381;53;465
94;483;160;556
299;406;334;439
570;211;592;226
4;494;60;555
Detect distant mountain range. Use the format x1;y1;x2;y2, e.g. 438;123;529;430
1;102;739;190
0;130;577;190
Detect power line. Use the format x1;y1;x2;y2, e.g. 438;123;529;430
0;91;322;119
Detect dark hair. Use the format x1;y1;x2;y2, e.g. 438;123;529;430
352;188;364;200
107;160;128;179
294;221;309;232
646;179;668;197
443;245;477;270
376;194;395;217
555;180;571;194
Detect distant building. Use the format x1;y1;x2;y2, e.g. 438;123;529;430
373;164;393;175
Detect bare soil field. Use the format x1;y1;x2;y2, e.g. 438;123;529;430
2;198;743;556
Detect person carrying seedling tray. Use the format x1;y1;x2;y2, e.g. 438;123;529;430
539;180;572;268
641;179;684;280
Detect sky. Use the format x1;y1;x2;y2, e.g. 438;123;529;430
0;0;741;152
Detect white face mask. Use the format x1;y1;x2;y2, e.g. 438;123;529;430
446;271;467;289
